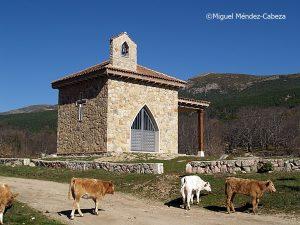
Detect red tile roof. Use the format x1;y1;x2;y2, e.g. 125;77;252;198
52;60;186;88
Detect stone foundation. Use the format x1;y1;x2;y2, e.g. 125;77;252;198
0;158;164;174
186;158;300;174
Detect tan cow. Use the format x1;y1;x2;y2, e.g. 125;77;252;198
0;184;18;224
68;178;114;220
225;177;276;214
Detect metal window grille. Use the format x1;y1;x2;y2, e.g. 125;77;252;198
131;107;158;152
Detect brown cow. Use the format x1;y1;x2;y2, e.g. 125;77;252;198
0;184;18;224
225;177;276;214
68;178;114;220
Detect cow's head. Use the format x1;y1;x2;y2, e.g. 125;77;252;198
203;182;211;192
265;180;276;193
106;181;115;194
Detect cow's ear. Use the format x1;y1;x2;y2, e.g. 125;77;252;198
204;182;208;187
266;181;270;187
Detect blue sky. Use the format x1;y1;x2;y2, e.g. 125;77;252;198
0;0;299;112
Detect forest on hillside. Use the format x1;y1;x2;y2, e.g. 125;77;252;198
0;111;57;157
0;105;299;158
180;73;300;157
203;106;300;157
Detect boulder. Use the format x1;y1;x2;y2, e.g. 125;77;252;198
212;166;220;173
186;163;193;174
197;167;204;174
227;167;235;174
204;167;212;174
294;159;300;166
242;160;255;167
243;166;251;172
235;160;242;167
234;167;242;172
250;165;258;172
277;159;284;167
28;162;36;167
23;158;31;166
220;165;227;173
226;160;235;167
210;161;217;166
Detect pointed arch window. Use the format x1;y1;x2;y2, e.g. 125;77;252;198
121;42;129;57
131;106;158;152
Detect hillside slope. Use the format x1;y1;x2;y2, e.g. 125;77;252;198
180;73;300;118
0;105;57;115
0;110;57;133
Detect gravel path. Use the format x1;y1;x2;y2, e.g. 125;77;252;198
0;176;297;225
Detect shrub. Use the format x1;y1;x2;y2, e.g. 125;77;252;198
258;162;274;173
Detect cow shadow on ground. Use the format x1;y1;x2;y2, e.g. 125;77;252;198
57;208;105;218
204;202;255;213
164;193;209;209
164;197;183;209
165;196;256;214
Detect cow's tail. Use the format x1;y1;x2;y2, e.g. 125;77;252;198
225;177;232;195
180;176;186;189
68;177;76;200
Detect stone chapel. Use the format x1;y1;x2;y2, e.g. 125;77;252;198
52;32;209;156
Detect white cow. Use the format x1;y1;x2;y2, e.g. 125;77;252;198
180;175;211;210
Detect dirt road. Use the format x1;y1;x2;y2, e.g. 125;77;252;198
0;176;297;225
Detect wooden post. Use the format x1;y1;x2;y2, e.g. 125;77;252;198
198;109;205;157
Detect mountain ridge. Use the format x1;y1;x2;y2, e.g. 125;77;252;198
179;72;300;119
0;104;57;115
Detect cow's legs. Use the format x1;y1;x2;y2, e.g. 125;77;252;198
180;187;186;209
70;201;76;220
186;190;192;210
76;197;83;217
196;189;201;204
230;193;236;213
70;196;83;219
226;193;232;214
256;198;260;210
93;199;99;215
252;197;257;214
0;211;3;224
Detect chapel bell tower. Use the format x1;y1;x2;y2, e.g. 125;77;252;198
109;32;137;72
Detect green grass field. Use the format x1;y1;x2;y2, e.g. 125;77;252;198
4;201;64;225
0;164;299;216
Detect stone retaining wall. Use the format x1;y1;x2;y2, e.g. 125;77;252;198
0;158;164;174
186;158;300;174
